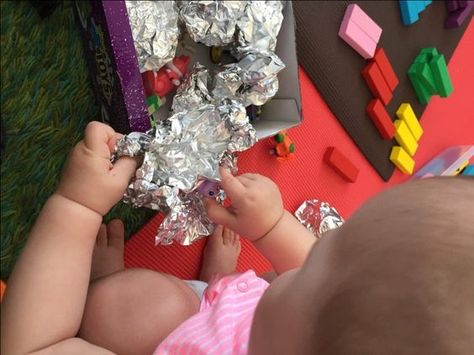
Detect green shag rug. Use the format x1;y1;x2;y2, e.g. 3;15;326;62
0;1;154;280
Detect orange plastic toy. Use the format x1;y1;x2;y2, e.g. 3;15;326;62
272;130;295;161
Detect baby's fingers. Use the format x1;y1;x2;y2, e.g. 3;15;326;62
84;121;117;159
109;156;138;187
205;199;238;230
219;167;246;203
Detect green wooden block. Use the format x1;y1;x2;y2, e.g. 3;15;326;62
419;47;439;60
408;64;432;104
415;53;430;64
415;62;437;94
429;54;453;97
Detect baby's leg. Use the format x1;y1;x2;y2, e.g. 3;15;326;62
79;223;201;355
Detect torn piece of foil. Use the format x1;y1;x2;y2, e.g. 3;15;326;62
213;51;285;106
233;1;285;58
114;100;256;245
178;1;247;47
295;200;345;239
125;1;179;72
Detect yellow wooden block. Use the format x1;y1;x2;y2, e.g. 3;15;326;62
396;103;423;141
390;146;415;174
394;119;418;156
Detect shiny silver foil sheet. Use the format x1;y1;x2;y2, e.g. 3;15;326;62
115;101;256;245
125;1;180;72
295;200;345;239
178;1;247;47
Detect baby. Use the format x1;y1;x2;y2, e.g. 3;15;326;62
1;122;473;355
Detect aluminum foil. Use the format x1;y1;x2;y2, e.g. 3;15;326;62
178;1;247;47
295;199;345;239
125;1;180;72
213;51;285;106
114;100;256;245
171;63;213;113
234;1;285;58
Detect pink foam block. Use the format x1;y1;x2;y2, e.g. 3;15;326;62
339;18;377;59
347;4;382;43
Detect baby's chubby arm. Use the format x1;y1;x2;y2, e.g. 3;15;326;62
1;122;135;355
206;168;316;275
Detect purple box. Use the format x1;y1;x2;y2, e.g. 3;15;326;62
74;0;150;133
74;1;302;138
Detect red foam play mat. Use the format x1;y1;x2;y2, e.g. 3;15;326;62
124;21;474;280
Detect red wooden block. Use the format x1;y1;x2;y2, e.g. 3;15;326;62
366;98;395;139
324;147;359;183
362;61;393;105
371;48;399;92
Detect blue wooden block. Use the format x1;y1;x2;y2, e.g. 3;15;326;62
425;0;432;6
400;0;420;25
461;165;474;176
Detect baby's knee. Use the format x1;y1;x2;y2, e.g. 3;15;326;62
79;269;200;355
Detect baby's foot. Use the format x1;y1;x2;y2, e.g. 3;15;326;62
200;225;241;283
90;219;125;281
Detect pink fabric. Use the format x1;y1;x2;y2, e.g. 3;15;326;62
154;271;270;354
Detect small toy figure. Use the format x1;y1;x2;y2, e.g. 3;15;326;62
142;55;190;98
271;130;295;161
198;179;220;197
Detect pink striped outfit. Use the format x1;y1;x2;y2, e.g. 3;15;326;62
154;270;269;354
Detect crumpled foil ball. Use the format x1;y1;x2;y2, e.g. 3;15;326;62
213;50;285;106
233;1;285;57
125;0;180;72
295;199;345;239
178;0;247;47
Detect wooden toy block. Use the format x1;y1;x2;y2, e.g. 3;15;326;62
362;62;393;105
396;103;423;141
408;64;432;104
445;1;474;28
345;4;382;43
420;47;439;59
394;119;418;156
324;147;359;182
399;0;423;24
371;48;399;92
445;0;459;12
414;61;437;94
366;99;395;139
339;9;377;59
430;54;453;97
390;146;415;174
462;165;474;176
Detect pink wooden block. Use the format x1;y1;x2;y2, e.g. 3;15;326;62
339;18;377;59
347;4;382;43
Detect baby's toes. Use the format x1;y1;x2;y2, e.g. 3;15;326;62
107;219;124;249
96;224;108;246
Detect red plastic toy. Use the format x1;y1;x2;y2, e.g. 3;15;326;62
272;130;295;161
142;55;190;98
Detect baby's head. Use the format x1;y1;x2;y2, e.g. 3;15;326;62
250;177;474;354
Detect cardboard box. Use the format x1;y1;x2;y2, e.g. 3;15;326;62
74;0;301;139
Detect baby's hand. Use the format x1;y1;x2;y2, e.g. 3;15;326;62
205;168;284;241
56;121;137;215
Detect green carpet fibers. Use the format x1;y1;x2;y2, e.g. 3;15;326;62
0;1;154;280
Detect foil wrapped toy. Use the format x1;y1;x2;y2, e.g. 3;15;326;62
178;1;247;47
114;100;256;245
295;200;345;239
125;1;180;72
